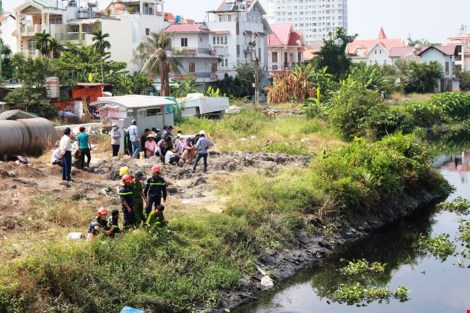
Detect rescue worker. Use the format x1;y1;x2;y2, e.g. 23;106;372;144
146;204;168;228
87;207;115;239
119;174;136;229
144;165;167;216
119;166;130;177
108;209;122;237
132;170;147;226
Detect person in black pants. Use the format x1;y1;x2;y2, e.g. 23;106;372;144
144;165;167;215
59;127;73;181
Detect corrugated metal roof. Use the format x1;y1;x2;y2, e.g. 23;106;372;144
0;110;38;120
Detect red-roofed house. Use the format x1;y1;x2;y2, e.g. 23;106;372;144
448;33;470;72
163;23;219;84
348;28;407;66
0;13;17;54
268;23;305;76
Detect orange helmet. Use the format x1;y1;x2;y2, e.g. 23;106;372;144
151;165;161;172
122;174;133;183
97;207;108;216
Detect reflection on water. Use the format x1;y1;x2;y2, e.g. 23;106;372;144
235;149;470;313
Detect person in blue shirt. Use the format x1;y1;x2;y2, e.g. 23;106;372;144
193;130;213;174
76;126;92;169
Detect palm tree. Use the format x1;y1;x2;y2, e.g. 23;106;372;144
134;31;181;96
49;39;64;59
35;30;52;57
91;30;111;83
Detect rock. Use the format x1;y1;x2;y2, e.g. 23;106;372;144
260;275;274;288
251;135;257;140
9;185;17;189
167;186;178;194
193;177;207;186
8;171;16;177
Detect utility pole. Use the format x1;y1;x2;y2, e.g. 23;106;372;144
253;55;259;105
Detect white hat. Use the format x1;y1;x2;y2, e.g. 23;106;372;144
199;130;206;135
112;123;118;128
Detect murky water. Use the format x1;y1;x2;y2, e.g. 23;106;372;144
236;153;470;313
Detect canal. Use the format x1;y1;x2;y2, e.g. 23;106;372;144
235;151;470;313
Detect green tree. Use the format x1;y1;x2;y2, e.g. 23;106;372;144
313;28;357;80
172;74;203;97
5;54;55;116
400;61;443;93
0;38;13;79
329;79;387;140
134;31;181;96
35;30;52;57
456;70;470;91
49;38;64;59
92;30;111;83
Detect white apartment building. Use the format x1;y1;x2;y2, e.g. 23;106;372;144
0;13;18;54
205;0;271;79
163;23;220;86
14;0;165;72
266;0;348;43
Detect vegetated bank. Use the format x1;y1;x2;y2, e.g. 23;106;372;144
0;107;451;313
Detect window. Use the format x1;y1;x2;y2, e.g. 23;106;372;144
237;44;240;58
146;28;150;35
211;63;218;72
181;38;188;47
445;62;449;75
228;15;231;21
189;63;195;73
213;37;216;45
272;51;278;63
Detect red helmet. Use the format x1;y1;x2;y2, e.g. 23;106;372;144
97;207;108;216
151;165;161;172
122;174;133;183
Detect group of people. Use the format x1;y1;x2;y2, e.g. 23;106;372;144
52;126;93;182
87;164;168;239
110;121;214;174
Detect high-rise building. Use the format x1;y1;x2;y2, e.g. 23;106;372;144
265;0;348;43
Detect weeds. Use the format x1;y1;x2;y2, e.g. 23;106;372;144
418;233;456;262
437;197;470;215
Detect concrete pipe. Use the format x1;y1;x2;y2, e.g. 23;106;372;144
0;118;57;157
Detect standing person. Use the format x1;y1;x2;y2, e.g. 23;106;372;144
126;120;140;158
132;170;146;226
141;128;150;157
59;127;73;181
144;165;167;216
144;133;157;158
76;126;92;169
86;207;115;239
119;174;136;229
110;123;121;157
193;130;213;174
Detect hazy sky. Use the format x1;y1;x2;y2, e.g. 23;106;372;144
4;0;470;43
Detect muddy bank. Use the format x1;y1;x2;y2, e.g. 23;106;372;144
207;190;448;312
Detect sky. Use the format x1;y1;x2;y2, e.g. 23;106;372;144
3;0;470;43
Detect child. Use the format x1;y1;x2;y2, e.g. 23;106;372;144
146;204;168;228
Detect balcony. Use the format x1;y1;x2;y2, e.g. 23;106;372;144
172;47;218;57
55;33;85;42
20;24;42;37
171;72;218;81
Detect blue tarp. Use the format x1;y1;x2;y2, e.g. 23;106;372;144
120;307;145;313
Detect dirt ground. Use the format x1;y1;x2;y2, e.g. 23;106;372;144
0;144;310;242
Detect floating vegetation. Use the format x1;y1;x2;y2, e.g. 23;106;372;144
331;259;410;306
458;221;470;246
418;233;456;262
437;197;470;215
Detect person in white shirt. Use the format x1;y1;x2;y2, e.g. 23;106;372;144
110;123;121;157
126;120;140;158
51;148;63;167
59;127;73;181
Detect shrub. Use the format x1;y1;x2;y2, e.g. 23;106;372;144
328;81;385;140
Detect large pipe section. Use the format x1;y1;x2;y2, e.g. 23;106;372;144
0;118;57;156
